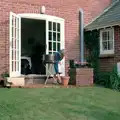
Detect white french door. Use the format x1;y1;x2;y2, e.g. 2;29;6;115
9;12;21;77
9;12;65;77
46;19;65;75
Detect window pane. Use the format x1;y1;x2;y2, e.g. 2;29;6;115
17;40;19;50
12;39;14;48
17;29;19;40
57;23;60;32
49;42;52;51
53;32;56;41
17;51;19;61
13;38;15;48
14;50;16;61
12;61;14;71
108;41;113;50
49;22;52;30
53;42;56;51
17;61;19;71
102;42;107;50
12;27;14;37
57;33;60;41
16;18;19;29
15;61;16;71
57;43;60;51
53;52;56;55
53;22;56;31
49;52;52;54
12;50;14;60
107;31;110;40
49;32;52;41
103;32;107;41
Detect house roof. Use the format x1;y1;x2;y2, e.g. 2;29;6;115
85;0;120;30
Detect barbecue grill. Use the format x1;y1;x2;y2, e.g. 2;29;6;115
42;54;55;64
42;54;56;84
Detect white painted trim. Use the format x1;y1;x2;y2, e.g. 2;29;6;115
85;0;119;28
9;12;12;77
60;21;65;76
45;19;48;75
19;15;21;76
100;28;114;55
18;13;64;22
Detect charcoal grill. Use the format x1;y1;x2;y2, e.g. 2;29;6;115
42;54;56;84
42;54;56;64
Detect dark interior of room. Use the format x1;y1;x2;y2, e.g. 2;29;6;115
21;18;46;75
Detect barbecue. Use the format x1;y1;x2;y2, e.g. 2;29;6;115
42;54;56;84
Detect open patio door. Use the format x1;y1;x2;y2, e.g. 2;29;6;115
9;12;21;77
46;19;65;76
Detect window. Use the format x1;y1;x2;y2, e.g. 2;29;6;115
100;28;114;55
48;22;61;54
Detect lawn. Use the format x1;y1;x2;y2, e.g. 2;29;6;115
0;87;120;120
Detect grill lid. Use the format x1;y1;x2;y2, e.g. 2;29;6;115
42;54;55;63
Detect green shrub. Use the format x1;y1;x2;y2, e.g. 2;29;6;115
1;72;9;79
95;65;120;91
109;65;120;91
96;72;111;88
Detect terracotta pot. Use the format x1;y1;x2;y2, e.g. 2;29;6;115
61;76;70;86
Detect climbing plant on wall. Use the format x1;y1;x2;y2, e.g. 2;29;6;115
84;30;100;82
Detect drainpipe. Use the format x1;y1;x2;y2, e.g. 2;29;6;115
79;8;84;65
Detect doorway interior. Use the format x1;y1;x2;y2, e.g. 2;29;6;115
21;18;46;75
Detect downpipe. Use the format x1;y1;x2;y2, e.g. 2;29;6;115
79;8;84;65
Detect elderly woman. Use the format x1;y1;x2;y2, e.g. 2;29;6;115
54;49;64;84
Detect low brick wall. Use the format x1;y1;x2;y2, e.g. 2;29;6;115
69;68;93;86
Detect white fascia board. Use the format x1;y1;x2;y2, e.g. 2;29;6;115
18;13;65;22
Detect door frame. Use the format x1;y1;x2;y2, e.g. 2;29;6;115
10;12;65;77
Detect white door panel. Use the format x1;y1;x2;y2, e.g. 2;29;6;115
46;20;65;76
10;12;21;77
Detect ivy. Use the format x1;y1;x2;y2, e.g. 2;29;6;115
84;30;100;82
84;30;120;91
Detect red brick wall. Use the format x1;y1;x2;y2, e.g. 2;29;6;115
100;26;120;72
0;0;111;76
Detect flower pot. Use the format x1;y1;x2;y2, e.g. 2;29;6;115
61;76;70;86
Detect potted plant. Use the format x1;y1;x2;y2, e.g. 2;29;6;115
61;76;70;86
1;72;11;88
61;67;70;86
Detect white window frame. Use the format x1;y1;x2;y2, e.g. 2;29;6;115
10;12;65;77
100;28;114;55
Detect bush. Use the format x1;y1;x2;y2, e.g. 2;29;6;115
96;72;111;88
109;65;120;91
1;72;9;79
96;65;120;91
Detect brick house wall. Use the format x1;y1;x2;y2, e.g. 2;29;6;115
0;0;111;77
100;26;120;72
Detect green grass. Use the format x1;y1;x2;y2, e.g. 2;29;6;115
0;87;120;120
